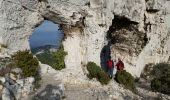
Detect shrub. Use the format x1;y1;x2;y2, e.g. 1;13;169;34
12;50;39;78
151;63;170;94
97;71;110;85
36;51;56;67
52;45;67;70
151;63;170;78
87;62;102;79
115;70;137;93
140;63;154;80
86;62;110;85
33;72;42;90
36;45;67;70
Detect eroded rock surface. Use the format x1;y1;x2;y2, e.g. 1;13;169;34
0;0;170;99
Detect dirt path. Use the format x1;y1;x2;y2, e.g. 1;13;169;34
23;73;111;100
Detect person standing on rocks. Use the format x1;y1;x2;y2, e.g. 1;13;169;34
100;41;111;72
107;56;114;79
116;58;124;71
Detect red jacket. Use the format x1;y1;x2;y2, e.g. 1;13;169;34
107;60;113;69
116;61;124;71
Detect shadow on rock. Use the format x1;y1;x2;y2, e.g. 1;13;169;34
100;42;111;72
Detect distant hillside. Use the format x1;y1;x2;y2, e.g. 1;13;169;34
31;44;58;54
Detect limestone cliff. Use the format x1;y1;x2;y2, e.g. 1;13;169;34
0;0;170;78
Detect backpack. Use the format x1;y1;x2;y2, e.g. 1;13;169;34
107;60;113;69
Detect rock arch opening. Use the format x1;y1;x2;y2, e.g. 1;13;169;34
29;20;67;70
29;20;64;54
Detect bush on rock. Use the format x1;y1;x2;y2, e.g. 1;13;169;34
12;50;39;78
36;45;67;70
86;62;110;85
115;70;137;93
151;63;170;94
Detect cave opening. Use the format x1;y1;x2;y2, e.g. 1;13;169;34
29;20;67;70
106;15;138;44
106;15;148;55
100;15;148;71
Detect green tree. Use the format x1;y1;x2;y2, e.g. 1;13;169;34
12;50;39;77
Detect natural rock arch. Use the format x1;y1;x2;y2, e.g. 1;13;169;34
0;0;170;77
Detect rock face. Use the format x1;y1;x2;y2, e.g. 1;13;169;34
0;76;35;100
0;0;170;78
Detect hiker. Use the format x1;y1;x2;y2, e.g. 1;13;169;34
107;57;114;78
100;42;111;72
116;58;124;71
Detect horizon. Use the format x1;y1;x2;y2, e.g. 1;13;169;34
29;20;64;49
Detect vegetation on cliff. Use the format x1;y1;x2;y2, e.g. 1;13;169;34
151;63;170;94
115;70;137;93
86;62;110;85
12;50;39;78
36;45;67;70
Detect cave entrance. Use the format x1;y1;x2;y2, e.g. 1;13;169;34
104;15;148;57
29;20;67;70
100;15;148;72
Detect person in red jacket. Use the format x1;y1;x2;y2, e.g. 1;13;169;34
107;57;114;78
116;58;124;71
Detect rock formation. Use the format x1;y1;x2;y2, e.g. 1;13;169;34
0;0;170;80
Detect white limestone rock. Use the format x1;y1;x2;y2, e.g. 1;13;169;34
40;62;57;74
2;88;12;100
25;77;34;84
0;0;169;78
16;79;24;87
10;73;17;81
0;0;170;99
0;84;3;91
0;77;5;83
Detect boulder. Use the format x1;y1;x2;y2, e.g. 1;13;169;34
25;77;35;84
0;84;3;91
16;79;24;87
10;73;17;81
2;88;12;100
0;77;5;83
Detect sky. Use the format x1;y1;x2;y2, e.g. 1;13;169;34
29;20;64;49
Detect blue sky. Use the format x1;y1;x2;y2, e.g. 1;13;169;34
29;20;64;49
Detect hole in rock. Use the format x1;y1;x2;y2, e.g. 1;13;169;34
103;15;148;61
29;20;66;70
106;15;138;43
146;9;159;13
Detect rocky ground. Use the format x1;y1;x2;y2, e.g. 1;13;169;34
1;61;170;100
22;63;170;100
